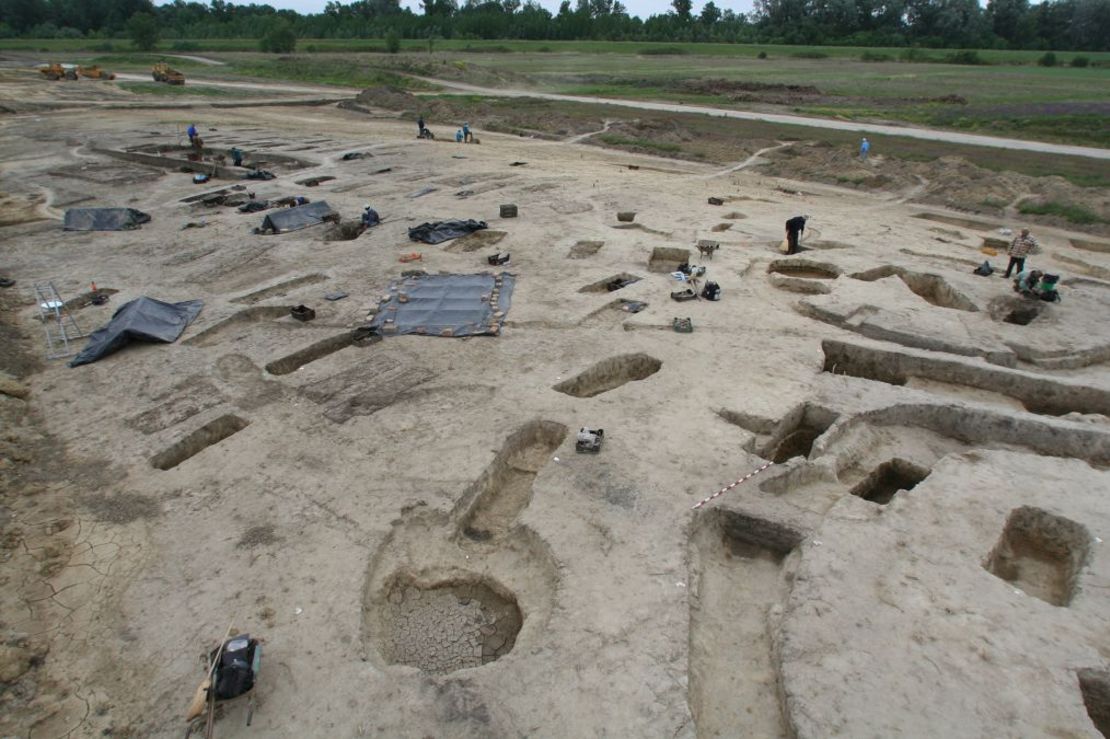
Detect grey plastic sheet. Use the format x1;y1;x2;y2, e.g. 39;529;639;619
370;273;514;337
63;208;151;231
258;201;333;233
69;296;204;367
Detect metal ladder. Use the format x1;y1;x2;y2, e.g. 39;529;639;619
33;281;88;360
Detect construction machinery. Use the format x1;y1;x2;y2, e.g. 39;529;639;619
77;65;115;80
152;62;186;85
40;63;77;81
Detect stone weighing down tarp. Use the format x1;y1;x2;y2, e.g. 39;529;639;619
258;201;334;234
63;208;151;231
408;220;487;245
370;273;514;337
69;296;203;367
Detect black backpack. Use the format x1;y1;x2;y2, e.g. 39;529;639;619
701;281;721;301
213;636;257;700
973;260;993;276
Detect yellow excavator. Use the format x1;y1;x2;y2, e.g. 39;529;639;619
78;65;116;80
40;63;77;81
152;62;186;85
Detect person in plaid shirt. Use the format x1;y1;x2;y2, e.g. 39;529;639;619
1004;228;1038;278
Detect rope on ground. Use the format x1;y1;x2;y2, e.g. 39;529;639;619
691;461;775;510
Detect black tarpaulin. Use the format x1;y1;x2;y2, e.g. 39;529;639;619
258;201;334;234
408;219;487;245
69;297;203;367
63;208;151;232
369;272;514;337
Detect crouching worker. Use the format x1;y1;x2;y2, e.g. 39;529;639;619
229;147;244;167
361;205;381;229
1013;269;1043;298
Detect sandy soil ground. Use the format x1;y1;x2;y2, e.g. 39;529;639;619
1;83;1110;739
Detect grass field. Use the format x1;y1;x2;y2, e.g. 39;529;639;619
5;39;1107;171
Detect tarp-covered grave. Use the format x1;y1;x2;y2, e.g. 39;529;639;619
69;296;203;367
256;201;334;234
408;219;487;245
64;208;151;232
370;272;514;337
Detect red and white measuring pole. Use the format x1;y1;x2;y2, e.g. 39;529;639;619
691;461;775;510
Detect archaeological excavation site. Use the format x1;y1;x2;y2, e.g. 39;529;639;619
1;71;1109;739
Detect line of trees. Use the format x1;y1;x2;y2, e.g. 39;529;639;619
1;0;1107;50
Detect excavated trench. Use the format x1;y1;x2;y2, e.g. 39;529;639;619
912;213;997;231
265;330;366;376
458;420;567;541
568;240;604;259
848;459;930;505
814;403;1110;468
688;509;801;738
821;339;1110;418
377;571;523;674
578;273;642;293
62;287;119;312
758;403;840;463
1078;669;1110;736
850;265;978;312
767;259;841;280
647;247;690;273
150;414;249;471
987;295;1046;326
984;506;1090;607
553;353;662;398
185;306;296;347
231;273;329;304
444;230;507;254
323;219;365;242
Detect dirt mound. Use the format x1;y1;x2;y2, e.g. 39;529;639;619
355;85;422;110
758;145;1109;236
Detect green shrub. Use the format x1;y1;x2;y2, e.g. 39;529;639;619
260;21;296;53
1018;200;1102;225
1038;51;1057;67
639;46;689;55
945;50;985;65
126;12;160;52
1070;56;1088;68
171;40;200;51
92;42;115;52
860;51;892;62
900;47;936;62
757;50;767;59
791;50;828;59
385;30;400;54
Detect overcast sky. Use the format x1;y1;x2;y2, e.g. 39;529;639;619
161;0;759;20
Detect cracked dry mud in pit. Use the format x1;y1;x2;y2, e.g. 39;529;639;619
1;86;1109;739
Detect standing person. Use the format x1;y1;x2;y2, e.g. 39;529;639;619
859;137;870;161
784;215;808;255
462;121;472;143
187;123;198;146
229;146;244;167
418;115;426;137
1004;228;1038;278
